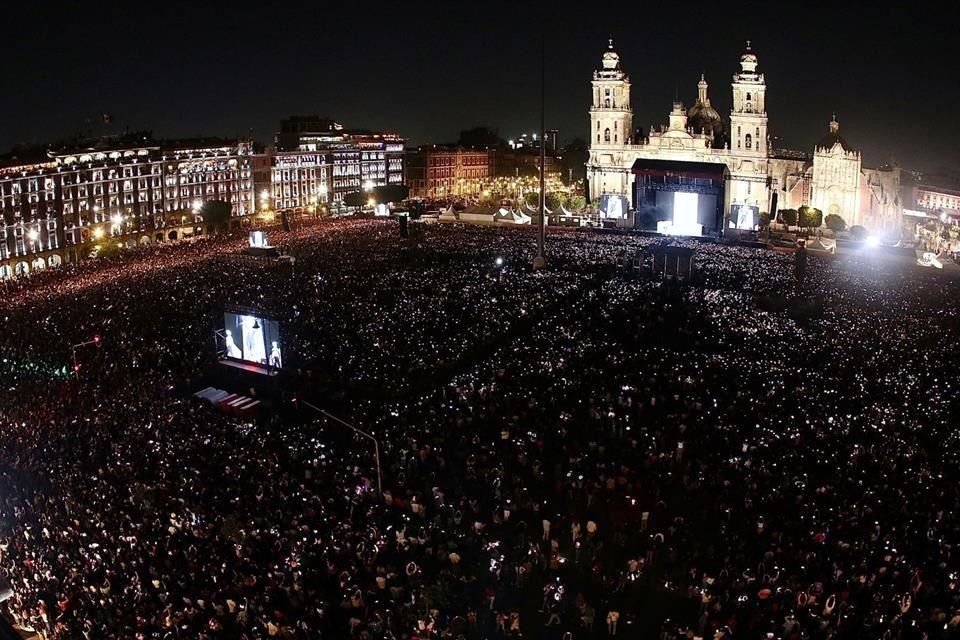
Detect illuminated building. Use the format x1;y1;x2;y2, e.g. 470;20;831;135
0;136;255;279
266;152;330;214
586;39;905;232
273;117;405;207
810;117;862;224
405;146;496;198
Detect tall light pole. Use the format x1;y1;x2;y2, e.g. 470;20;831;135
301;401;382;500
533;21;547;271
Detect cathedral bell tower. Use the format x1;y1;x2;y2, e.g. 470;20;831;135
589;39;633;147
730;41;768;156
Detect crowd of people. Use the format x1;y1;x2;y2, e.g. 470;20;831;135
1;218;960;639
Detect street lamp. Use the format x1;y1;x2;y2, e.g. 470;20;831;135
71;335;102;378
300;401;382;500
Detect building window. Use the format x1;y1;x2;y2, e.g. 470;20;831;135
604;128;611;143
745;134;753;150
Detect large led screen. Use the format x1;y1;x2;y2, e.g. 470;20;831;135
223;312;283;369
599;195;629;219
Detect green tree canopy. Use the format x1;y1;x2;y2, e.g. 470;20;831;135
342;191;368;208
824;213;847;233
199;200;231;232
564;194;586;212
799;206;823;229
373;184;409;204
780;208;798;226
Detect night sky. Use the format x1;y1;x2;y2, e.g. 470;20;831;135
3;2;955;172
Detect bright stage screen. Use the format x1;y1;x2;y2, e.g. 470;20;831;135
599;195;629;219
249;231;269;248
731;204;759;230
657;192;703;236
223;312;283;369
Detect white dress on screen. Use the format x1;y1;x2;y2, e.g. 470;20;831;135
241;317;267;363
225;330;242;359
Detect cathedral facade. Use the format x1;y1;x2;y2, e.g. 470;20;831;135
586;40;904;233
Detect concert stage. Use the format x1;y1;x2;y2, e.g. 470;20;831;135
242;245;281;258
218;358;279;377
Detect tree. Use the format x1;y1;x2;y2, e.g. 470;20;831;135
524;192;540;208
565;194;586;212
780;209;798;226
798;206;823;229
342;191;368;209
849;225;868;241
199;200;231;232
544;193;562;211
824;213;847;233
95;242;124;260
373;184;409;204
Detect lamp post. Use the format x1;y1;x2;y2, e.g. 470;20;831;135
71;336;101;378
300;401;382;500
533;24;547;271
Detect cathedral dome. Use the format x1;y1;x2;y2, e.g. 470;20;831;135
687;74;725;148
688;103;725;142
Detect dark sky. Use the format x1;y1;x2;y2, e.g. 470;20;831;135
2;1;955;172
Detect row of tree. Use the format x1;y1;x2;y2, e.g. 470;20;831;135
778;206;825;230
515;191;587;212
342;185;410;209
777;207;862;235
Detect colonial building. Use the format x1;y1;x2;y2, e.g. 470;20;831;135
586;40;905;233
810;117;861;223
0;137;255;279
405;146;496;198
273;117;405;208
588;40;772;217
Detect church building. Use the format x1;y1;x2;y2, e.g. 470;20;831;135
586;40;904;234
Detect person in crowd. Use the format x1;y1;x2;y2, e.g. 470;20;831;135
0;217;958;639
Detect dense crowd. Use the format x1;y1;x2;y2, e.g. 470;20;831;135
1;218;960;639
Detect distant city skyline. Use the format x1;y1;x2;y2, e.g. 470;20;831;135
3;2;956;172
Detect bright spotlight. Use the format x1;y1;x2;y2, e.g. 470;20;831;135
865;235;880;248
27;229;39;242
93;227;105;240
495;257;504;266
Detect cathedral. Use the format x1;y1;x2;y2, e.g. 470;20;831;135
586;40;904;233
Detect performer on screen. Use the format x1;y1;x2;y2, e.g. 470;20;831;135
224;329;242;359
240;316;267;364
269;341;282;369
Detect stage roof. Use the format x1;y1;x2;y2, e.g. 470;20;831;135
631;158;729;180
